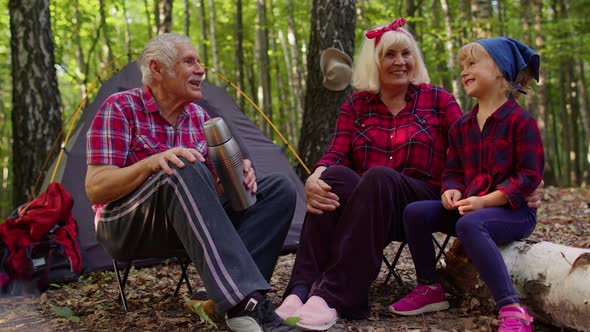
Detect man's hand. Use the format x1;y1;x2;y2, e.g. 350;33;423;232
149;147;205;175
243;159;257;194
441;189;462;210
455;196;485;215
526;180;544;208
305;167;339;215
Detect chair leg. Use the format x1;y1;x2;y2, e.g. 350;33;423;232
383;242;406;286
174;257;193;296
433;234;451;265
113;259;132;312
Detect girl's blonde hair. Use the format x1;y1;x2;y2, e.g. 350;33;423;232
352;27;430;93
458;42;535;99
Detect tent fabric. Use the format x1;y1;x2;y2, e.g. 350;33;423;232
44;62;306;272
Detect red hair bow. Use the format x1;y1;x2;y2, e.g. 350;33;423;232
365;18;406;47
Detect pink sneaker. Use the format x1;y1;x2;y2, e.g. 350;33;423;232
275;294;304;320
498;305;533;332
388;283;450;316
292;295;338;331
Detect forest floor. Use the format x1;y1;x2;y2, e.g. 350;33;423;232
0;186;588;332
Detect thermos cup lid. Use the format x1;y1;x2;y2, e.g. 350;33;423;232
203;117;232;146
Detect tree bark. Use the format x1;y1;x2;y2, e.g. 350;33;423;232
441;240;590;331
98;0;114;63
143;0;153;39
234;0;245;111
9;0;62;206
197;0;209;67
207;0;220;86
286;0;304;140
440;0;460;105
296;0;355;178
184;0;191;36
575;61;590;185
156;0;173;35
255;0;272;139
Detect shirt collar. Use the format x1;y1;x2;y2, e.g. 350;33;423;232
139;85;191;118
368;83;419;104
140;85;160;113
467;97;518;122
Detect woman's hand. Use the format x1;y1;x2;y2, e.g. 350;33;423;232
441;189;462;210
305;167;340;215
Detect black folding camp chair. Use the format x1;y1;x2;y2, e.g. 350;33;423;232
112;252;193;312
382;233;452;285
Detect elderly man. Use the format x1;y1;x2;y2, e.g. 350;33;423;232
85;33;296;332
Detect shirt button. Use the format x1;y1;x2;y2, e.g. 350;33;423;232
389;156;393;160
390;135;393;138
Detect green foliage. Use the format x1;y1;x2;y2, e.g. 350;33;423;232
284;316;302;326
51;305;81;323
183;295;218;329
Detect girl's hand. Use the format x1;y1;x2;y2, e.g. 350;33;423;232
455;196;485;215
441;189;462;210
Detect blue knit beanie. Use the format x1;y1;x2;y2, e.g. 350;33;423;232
476;37;540;84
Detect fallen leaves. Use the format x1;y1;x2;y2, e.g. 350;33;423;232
0;186;587;331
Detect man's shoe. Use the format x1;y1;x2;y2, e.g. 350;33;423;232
275;294;304;320
388;283;450;316
226;297;297;332
292;295;338;331
498;305;533;332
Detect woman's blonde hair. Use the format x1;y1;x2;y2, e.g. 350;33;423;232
352;27;430;93
458;42;535;99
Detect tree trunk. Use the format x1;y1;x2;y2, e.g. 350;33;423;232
441;240;590;331
121;0;132;62
143;0;153;39
234;0;245;111
296;0;356;178
279;29;297;147
98;0;114;63
286;0;304;141
156;0;173;35
196;0;208;67
9;0;62;206
575;61;590;185
207;0;220;86
184;0;191;36
470;0;492;38
256;0;272;139
73;0;87;97
440;0;460;105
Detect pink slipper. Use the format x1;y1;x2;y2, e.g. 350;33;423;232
293;295;338;331
275;294;304;320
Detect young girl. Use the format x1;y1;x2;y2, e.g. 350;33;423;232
389;37;543;332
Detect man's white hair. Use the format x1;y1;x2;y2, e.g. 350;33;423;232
137;33;192;85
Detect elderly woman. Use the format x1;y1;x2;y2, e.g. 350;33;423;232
275;18;461;330
276;19;539;331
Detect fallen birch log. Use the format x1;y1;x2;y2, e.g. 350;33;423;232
440;240;590;331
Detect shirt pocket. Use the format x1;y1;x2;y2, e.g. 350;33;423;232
409;112;440;144
352;117;383;146
132;135;165;155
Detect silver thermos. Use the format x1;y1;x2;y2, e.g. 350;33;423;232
203;117;257;211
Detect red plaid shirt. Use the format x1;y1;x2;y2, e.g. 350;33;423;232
315;84;463;186
86;86;210;167
442;98;544;208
